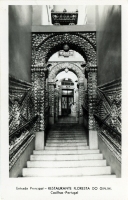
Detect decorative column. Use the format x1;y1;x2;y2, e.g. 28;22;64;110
54;88;59;123
85;64;98;149
48;81;55;124
75;88;79;123
78;79;85;124
44;75;49;128
45;90;49;128
31;66;47;150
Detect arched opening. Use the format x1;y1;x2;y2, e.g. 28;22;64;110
31;32;98;150
48;61;87;125
55;70;78;123
32;32;96;66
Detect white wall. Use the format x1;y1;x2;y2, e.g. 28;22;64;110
9;5;32;82
32;5;96;26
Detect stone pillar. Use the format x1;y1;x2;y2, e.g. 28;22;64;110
54;89;59;122
48;81;55;124
45;90;49;128
75;88;79;123
83;90;88;128
78;80;84;124
85;64;98;149
31;66;47;150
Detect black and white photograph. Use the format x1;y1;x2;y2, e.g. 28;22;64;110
0;1;128;200
9;4;121;178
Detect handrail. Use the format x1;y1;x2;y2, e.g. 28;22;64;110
9;115;38;169
9;135;35;170
9;115;38;140
94;114;121;162
9;132;32;158
94;114;121;137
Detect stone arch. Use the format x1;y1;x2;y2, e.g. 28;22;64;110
48;62;86;124
31;32;98;149
48;62;85;82
31;33;96;67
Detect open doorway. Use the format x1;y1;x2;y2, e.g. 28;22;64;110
55;70;78;123
61;89;74;116
61;78;74;116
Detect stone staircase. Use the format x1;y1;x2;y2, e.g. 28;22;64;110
22;123;116;178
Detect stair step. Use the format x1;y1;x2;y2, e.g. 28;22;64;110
50;129;85;131
81;175;116;178
46;140;87;143
22;166;111;177
48;133;87;136
49;132;85;133
50;127;85;129
33;149;100;155
46;143;87;147
30;154;103;161
48;134;86;136
48;136;87;139
48;137;87;140
48;132;86;134
47;139;87;141
22;175;116;178
45;146;89;150
27;159;106;168
21;120;116;177
49;133;86;134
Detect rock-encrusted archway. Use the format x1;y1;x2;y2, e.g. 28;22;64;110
31;33;96;66
31;32;98;150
